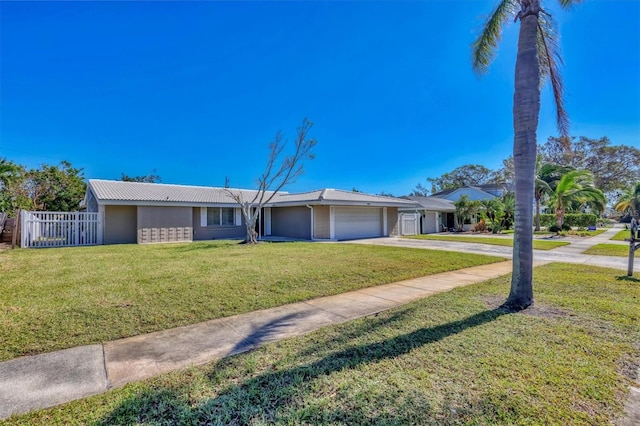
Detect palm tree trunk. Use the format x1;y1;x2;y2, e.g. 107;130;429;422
506;4;540;310
556;208;564;229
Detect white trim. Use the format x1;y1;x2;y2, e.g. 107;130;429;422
234;208;242;226
329;206;336;240
383;207;388;236
264;207;272;236
200;207;207;227
306;205;314;240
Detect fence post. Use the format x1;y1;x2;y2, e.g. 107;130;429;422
19;210;25;248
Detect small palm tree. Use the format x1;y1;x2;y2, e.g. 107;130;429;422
534;158;573;231
472;0;578;310
454;195;482;231
548;169;605;228
614;182;640;217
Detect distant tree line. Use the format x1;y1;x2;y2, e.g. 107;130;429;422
412;136;640;198
0;159;164;215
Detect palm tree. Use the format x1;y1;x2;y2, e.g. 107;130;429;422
614;182;640;217
534;158;572;231
472;0;577;310
548;169;605;228
453;195;482;231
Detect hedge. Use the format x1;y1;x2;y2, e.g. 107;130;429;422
538;213;598;228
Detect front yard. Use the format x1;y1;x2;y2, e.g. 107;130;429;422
0;241;503;361
7;263;639;425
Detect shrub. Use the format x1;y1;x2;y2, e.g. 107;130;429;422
538;213;597;228
549;224;571;233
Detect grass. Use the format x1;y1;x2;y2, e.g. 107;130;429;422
611;229;635;241
7;263;639;425
583;243;631;257
0;241;503;362
502;228;607;237
405;234;569;250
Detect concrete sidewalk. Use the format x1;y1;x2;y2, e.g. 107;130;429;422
0;260;517;419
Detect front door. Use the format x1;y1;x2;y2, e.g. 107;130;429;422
446;213;455;230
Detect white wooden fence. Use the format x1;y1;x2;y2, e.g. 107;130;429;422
21;211;102;248
399;213;419;236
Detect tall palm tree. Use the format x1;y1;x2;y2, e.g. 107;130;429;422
614;182;640;217
548;169;605;228
472;0;577;310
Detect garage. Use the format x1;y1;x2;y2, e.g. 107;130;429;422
334;207;383;240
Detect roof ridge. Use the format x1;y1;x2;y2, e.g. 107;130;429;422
88;179;286;194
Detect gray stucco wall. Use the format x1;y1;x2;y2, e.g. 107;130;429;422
271;206;311;240
104;205;137;245
137;206;193;244
192;208;245;240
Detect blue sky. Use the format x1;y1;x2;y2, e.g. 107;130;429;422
1;0;638;195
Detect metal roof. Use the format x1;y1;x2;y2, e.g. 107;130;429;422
88;180;416;207
271;189;417;207
88;180;270;205
400;196;456;212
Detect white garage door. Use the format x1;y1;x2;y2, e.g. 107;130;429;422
335;207;383;240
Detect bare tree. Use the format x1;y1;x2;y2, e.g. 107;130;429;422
226;118;316;244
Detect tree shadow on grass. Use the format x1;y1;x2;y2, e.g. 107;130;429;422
97;307;510;425
616;275;640;283
168;241;241;253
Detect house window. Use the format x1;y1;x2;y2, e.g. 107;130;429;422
207;207;235;226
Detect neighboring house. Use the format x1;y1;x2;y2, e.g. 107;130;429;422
430;186;498;202
476;183;513;198
84;180;417;244
400;196;456;234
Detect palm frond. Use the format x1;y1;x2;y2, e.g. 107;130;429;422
557;0;583;10
537;10;569;136
471;0;518;74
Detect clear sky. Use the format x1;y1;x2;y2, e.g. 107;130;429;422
1;0;638;195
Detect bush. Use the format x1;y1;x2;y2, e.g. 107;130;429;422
538;213;597;228
549;224;571;233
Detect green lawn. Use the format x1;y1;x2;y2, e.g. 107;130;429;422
502;229;607;237
611;229;635;241
405;234;569;250
7;263;639;425
0;241;503;362
583;243;630;257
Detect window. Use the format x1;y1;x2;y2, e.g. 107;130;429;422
207;207;236;226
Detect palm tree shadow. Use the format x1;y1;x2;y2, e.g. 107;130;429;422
616;275;640;283
97;307;510;425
